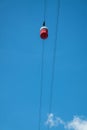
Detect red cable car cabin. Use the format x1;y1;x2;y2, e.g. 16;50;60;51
40;26;48;39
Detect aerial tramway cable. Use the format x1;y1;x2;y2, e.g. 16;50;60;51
38;1;47;130
38;42;44;130
38;0;60;130
44;0;46;21
48;0;60;114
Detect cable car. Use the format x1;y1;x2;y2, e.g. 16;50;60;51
40;21;48;39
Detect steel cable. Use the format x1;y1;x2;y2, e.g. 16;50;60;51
48;0;60;114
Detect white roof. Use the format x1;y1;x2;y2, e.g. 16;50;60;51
40;26;48;30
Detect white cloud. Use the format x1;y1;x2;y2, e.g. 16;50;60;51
45;113;57;127
66;116;87;130
45;113;87;130
45;113;65;127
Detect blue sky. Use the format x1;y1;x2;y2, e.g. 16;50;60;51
0;0;87;130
